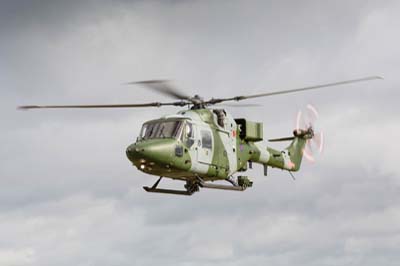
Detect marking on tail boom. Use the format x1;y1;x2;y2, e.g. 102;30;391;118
254;142;270;164
282;150;295;170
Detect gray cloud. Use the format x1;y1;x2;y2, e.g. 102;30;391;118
1;0;400;265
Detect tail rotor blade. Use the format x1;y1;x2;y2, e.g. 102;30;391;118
305;104;318;127
307;104;319;119
313;131;324;153
296;110;302;132
302;141;315;163
307;139;313;153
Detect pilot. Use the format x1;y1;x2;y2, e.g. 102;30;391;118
213;109;226;128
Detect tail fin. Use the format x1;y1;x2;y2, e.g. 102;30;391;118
286;136;307;171
266;130;310;171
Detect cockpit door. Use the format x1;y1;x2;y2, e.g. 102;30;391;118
183;122;213;174
196;126;213;165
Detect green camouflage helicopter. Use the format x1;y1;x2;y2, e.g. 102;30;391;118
19;76;381;195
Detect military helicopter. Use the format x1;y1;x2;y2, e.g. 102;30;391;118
19;76;382;195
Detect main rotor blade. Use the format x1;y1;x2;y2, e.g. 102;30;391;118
18;101;188;110
126;79;192;101
207;76;383;104
215;103;262;107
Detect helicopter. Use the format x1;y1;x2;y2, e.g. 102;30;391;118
19;76;382;195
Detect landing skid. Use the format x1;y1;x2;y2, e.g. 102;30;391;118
143;177;198;196
143;176;247;196
143;186;195;196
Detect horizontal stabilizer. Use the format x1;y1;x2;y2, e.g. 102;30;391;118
268;136;295;142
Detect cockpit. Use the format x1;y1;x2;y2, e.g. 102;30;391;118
139;120;184;141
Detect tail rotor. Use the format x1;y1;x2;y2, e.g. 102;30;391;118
295;104;324;162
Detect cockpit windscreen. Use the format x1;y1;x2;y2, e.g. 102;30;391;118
140;121;183;140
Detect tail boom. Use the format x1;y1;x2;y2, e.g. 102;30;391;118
252;135;307;172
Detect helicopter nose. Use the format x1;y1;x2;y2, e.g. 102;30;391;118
126;140;176;166
126;143;140;162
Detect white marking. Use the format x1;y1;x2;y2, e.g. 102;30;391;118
282;150;295;169
221;113;237;175
254;142;270;164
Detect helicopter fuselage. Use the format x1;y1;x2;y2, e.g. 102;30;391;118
126;108;304;183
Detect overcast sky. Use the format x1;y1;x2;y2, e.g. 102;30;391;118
1;0;400;265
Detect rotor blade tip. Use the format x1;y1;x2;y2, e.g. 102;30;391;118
18;106;34;110
368;75;384;80
126;79;170;85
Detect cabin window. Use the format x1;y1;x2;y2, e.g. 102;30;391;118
201;130;212;149
140;121;183;140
